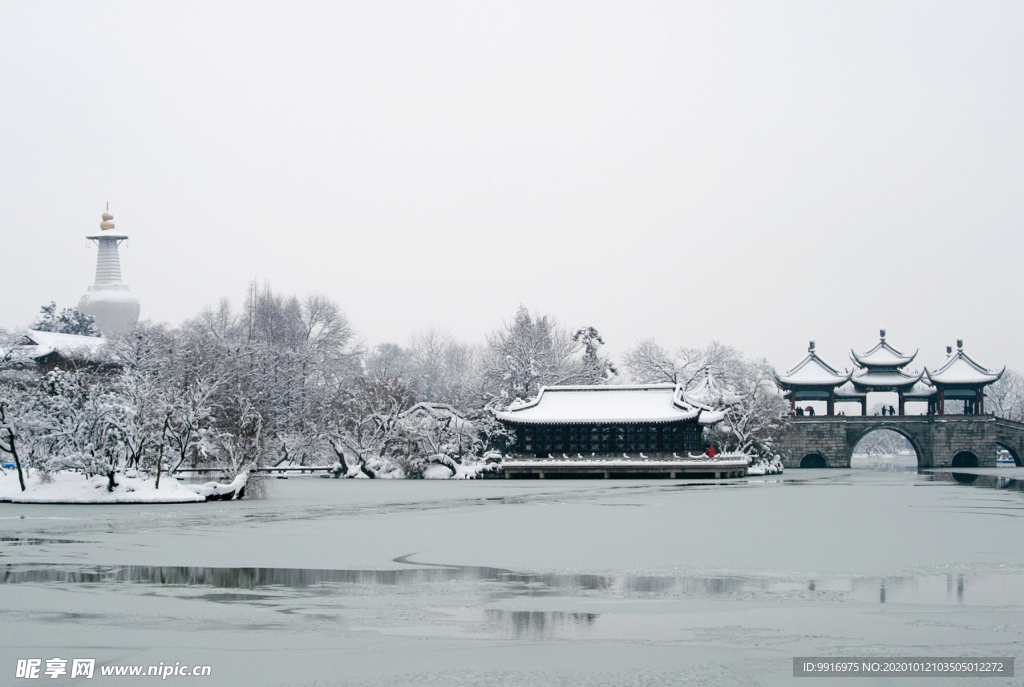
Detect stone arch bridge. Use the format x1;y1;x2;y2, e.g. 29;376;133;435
779;415;1024;469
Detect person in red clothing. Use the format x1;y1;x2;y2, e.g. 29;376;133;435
704;443;717;458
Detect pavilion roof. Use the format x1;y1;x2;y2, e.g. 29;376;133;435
851;330;917;369
925;340;1004;387
683;371;743;406
775;342;852;389
904;380;938;398
834;381;866;399
851;367;923;390
494;384;725;426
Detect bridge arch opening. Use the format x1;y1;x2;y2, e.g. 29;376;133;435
951;451;980;468
995;443;1023;468
849;428;921;471
800;453;828;468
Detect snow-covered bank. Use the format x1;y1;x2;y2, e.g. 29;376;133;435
746;456;784;475
0;470;246;504
422;462;497;479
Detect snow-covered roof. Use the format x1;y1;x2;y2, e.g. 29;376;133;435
399;402;473;428
683;371;743;406
851;330;917;368
925;340;1004;386
494;384;723;425
833;381;866;398
23;330;106;360
775;342;852;388
851;367;923;390
904;380;937;398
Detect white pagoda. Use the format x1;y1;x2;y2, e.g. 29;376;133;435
78;207;140;337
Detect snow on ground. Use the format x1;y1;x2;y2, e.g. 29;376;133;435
0;469;245;503
423;461;498;479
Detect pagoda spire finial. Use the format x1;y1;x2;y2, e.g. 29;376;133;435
100;204;114;230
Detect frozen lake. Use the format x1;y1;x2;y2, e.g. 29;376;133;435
3;469;1024;686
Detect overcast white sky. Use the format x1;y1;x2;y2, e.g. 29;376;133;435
2;1;1022;374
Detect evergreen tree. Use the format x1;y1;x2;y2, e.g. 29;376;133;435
31;302;101;337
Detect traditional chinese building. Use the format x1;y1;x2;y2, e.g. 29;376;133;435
774;341;851;415
777;333;1003;417
849;330;924;415
494;384;724;458
20;329;107;372
924;340;1004;415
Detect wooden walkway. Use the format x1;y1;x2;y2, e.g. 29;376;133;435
499;457;748;479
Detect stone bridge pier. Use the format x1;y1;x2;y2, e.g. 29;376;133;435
779;415;1024;469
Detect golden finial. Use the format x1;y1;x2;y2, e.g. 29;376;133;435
100;203;114;230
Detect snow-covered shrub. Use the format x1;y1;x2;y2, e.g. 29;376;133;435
747;455;785;476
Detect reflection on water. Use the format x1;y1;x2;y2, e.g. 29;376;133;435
0;536;83;546
486;610;598;639
3;560;1022;608
925;471;1024;490
0;564;490;587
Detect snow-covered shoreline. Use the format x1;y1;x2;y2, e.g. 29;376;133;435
0;470;247;504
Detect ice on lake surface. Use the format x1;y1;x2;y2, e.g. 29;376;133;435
2;469;1024;686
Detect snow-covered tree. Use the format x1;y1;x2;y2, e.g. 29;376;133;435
0;398;29;490
30;369;128;490
622;339;744;389
573;326;617;383
986;368;1024;422
32;302;101;337
704;356;791;459
407;328;485;408
325;376;415;477
620;339;683;384
104;323;176;472
483;306;596;407
366;343;415;383
624;339;789;459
